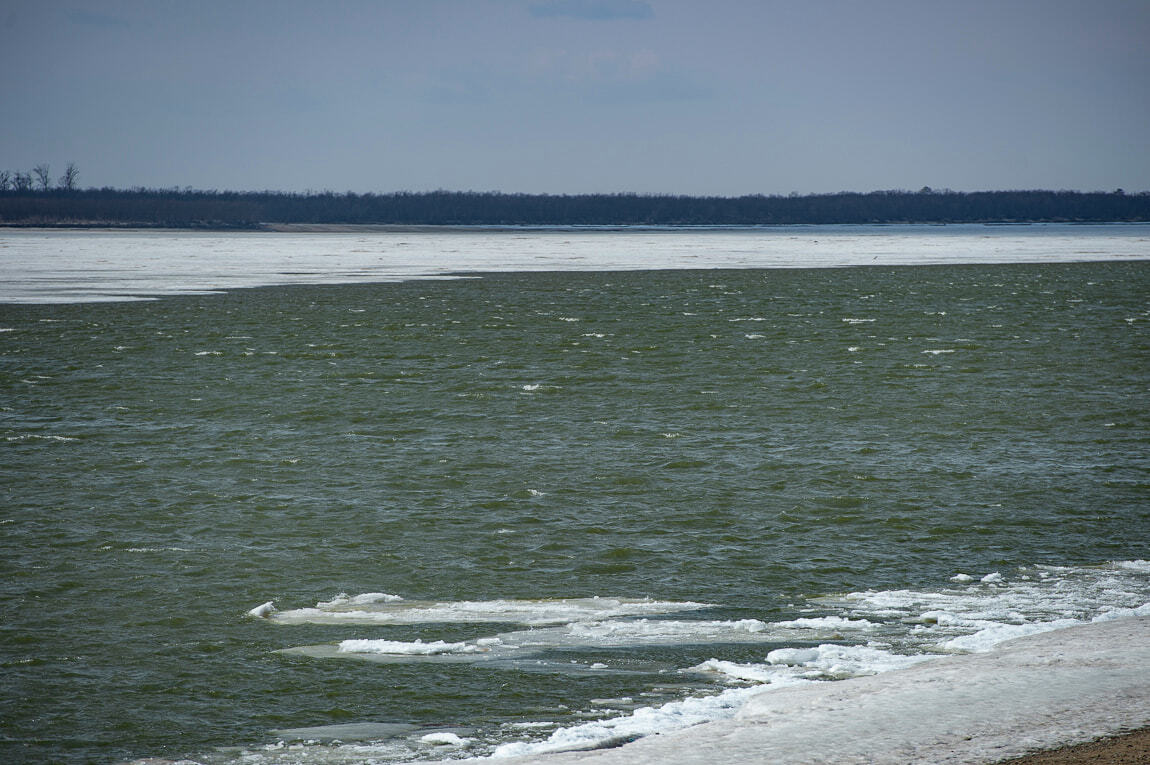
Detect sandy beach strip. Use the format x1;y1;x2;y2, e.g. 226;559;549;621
998;728;1150;764
466;615;1147;765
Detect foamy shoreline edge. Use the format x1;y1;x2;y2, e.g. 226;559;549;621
463;615;1148;765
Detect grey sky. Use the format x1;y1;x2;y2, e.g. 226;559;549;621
3;0;1147;195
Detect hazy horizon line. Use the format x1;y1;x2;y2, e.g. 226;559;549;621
4;183;1146;197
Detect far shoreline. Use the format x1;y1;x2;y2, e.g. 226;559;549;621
2;220;1149;234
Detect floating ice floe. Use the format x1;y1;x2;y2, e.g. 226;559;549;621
564;618;768;641
262;596;713;626
278;613;910;673
338;639;483;656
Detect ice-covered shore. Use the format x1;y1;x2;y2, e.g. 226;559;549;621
460;615;1148;765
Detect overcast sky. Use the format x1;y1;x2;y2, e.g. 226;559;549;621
3;0;1148;195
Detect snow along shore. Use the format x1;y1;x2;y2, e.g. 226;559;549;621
454;615;1148;765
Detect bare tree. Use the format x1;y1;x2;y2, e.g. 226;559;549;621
12;171;32;191
58;162;79;191
0;170;10;191
32;164;51;190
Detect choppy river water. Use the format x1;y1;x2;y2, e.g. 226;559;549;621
1;225;1147;763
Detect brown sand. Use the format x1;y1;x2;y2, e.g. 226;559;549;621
995;728;1150;764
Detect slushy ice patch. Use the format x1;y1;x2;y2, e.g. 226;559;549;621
228;562;1150;763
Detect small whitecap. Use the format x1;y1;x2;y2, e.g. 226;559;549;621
841;318;875;324
950;573;974;582
6;434;78;443
521;383;562;393
126;546;192;553
980;572;1004;583
921;349;955;355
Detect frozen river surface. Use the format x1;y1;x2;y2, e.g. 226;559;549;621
2;224;1148;303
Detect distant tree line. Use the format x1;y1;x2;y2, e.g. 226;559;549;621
1;169;1148;228
0;162;80;193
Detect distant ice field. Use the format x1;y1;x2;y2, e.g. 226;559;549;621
1;223;1148;303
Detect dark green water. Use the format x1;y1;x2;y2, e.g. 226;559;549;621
2;262;1148;763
